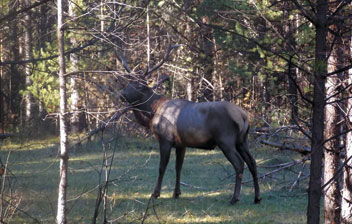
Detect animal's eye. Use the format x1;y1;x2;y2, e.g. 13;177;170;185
137;83;148;90
136;84;144;90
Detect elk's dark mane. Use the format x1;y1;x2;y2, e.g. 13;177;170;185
132;110;151;129
132;95;168;129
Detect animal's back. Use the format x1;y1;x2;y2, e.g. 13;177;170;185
152;99;248;148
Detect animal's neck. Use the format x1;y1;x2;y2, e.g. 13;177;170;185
135;93;161;117
132;93;167;128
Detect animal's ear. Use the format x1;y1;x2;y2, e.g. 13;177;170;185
147;80;155;88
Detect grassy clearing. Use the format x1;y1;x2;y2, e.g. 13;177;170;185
0;134;310;223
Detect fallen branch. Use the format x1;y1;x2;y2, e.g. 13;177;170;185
289;163;308;192
242;161;296;184
180;181;208;190
260;139;311;155
242;156;309;184
251;125;301;135
0;134;14;140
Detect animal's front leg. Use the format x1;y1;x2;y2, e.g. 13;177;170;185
152;141;172;198
174;147;186;198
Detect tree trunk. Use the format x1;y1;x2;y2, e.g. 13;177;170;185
0;33;3;133
323;3;345;221
323;25;343;224
307;0;328;223
263;74;271;124
341;36;352;224
9;1;22;128
283;1;298;124
56;0;69;223
186;75;193;101
200;16;214;102
288;60;298;123
68;0;81;134
23;0;34;123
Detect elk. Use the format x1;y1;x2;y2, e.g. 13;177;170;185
118;45;261;204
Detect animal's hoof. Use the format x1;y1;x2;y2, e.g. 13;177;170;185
230;199;239;205
173;191;181;199
254;197;262;204
152;192;160;198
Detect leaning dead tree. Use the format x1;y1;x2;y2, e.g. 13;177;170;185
260;140;311;155
254;126;311;155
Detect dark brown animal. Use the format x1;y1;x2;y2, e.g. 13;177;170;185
120;78;261;204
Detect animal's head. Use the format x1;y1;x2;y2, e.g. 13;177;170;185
120;76;153;105
118;44;178;106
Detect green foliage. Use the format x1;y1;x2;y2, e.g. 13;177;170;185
20;43;60;113
229;60;252;80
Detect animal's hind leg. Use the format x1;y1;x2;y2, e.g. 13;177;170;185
174;147;186;198
237;141;261;203
152;140;172;198
218;139;244;204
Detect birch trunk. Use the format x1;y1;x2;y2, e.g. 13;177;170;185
186;77;192;101
24;0;34;123
341;36;352;224
0;33;3;133
323;4;344;222
323;38;342;224
56;0;69;223
68;0;80;133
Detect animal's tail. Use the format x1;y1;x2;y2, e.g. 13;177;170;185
240;113;250;143
226;103;250;142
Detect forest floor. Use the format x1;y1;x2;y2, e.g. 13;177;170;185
0;132;313;223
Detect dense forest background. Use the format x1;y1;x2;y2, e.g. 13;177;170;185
0;0;321;132
0;0;352;223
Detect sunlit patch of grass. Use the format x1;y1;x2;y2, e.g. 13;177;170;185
70;152;103;162
1;136;309;223
0;135;59;151
168;213;232;223
186;149;220;156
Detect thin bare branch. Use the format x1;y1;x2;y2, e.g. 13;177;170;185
291;0;316;25
145;44;180;78
86;107;131;140
0;0;53;24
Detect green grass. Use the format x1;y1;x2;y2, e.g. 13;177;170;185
0;135;309;223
